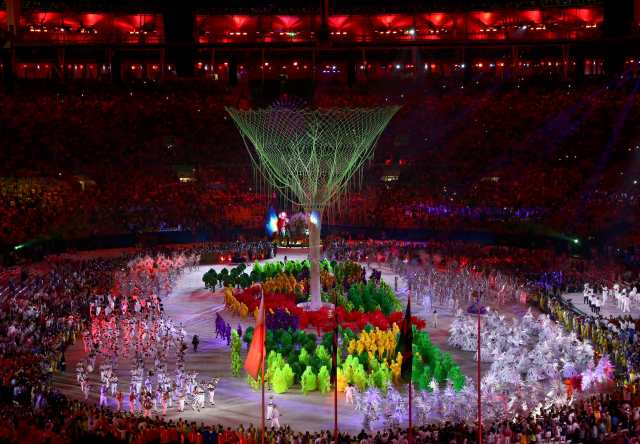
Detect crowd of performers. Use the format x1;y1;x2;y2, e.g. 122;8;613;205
3;238;640;442
327;240;529;309
73;252;227;416
326;240;640;384
583;283;637;315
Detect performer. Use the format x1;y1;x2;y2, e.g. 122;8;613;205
207;378;219;406
154;386;162;412
192;384;205;412
78;372;86;394
109;374;118;396
266;397;274;426
178;391;185;412
99;383;108;408
83;382;91;401
345;383;356;405
192;335;200;352
271;403;281;430
115;390;123;411
144;375;153;393
161;388;169;416
623;290;631;313
583;283;590;305
143;394;152;418
129;390;136;414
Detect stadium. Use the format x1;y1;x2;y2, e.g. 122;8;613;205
1;0;640;443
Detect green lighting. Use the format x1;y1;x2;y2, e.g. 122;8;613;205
573;238;580;244
226;106;400;212
226;106;399;308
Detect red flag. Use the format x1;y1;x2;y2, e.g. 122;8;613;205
244;290;265;379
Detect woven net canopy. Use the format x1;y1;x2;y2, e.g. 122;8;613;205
226;106;400;212
226;106;399;309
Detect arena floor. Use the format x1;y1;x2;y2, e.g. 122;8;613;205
52;251;529;433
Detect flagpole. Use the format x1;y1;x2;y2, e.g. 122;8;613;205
333;290;339;444
477;306;482;444
261;358;265;444
407;288;413;444
260;285;266;444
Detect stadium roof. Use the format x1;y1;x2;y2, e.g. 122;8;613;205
2;0;603;13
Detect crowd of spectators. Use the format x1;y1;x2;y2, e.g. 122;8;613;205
1;78;640;253
1;388;640;444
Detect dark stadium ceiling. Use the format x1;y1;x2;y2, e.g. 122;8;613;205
1;0;603;13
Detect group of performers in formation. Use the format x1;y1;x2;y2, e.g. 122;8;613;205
73;253;222;416
583;283;637;315
65;247;636;428
390;257;527;316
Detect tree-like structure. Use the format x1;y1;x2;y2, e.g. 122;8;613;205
226;106;399;308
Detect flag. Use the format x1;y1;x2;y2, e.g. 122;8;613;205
397;294;413;383
244;289;265;379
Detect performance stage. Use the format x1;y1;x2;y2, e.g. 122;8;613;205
52;252;529;432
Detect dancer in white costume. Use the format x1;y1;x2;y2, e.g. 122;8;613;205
271;404;281;430
266;397;274;425
345;384;356;405
74;253;202;417
109;374;118;396
614;284;621;309
99;384;108;407
191;384;206;412
622;290;631;313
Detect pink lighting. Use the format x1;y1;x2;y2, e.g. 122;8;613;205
7;7;603;46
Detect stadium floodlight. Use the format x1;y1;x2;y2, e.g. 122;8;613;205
226;106;399;309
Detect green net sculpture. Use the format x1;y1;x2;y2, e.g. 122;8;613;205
226;106;400;309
